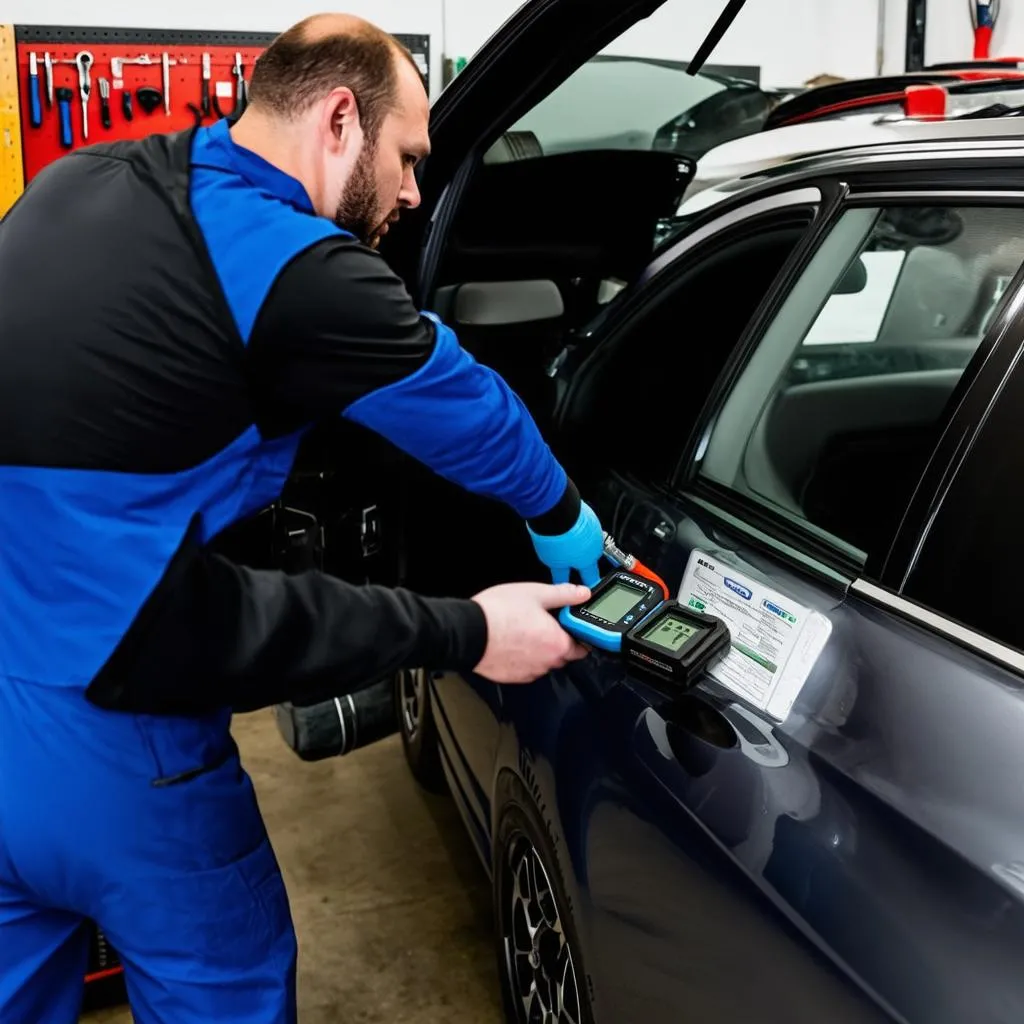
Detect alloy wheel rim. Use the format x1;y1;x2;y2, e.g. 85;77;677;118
503;834;582;1024
399;667;426;740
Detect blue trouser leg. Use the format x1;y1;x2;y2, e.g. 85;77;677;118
0;678;298;1024
0;875;88;1024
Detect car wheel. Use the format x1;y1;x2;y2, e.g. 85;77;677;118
494;778;595;1024
395;667;445;793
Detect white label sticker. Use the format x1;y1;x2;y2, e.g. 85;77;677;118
679;550;832;721
215;81;234;98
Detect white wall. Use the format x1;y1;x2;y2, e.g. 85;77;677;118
880;0;909;75
442;0;886;90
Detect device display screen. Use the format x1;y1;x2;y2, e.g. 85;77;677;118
586;582;644;624
642;613;702;653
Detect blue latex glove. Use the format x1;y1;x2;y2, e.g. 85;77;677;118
527;501;604;588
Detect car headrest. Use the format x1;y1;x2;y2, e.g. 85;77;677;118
484;131;544;164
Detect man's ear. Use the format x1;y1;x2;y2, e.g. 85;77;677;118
321;86;362;155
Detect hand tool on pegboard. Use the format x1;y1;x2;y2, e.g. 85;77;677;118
213;52;248;119
98;77;111;129
971;0;1001;60
0;24;25;218
188;52;212;124
26;51;41;127
55;86;73;148
42;51;52;107
74;51;93;140
161;52;178;116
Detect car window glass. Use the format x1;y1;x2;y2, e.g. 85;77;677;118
565;205;817;486
802;251;906;345
902;346;1024;652
697;202;1024;567
492;57;769;165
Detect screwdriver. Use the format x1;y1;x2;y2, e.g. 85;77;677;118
56;87;73;148
28;52;42;128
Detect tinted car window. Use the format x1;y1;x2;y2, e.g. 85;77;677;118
902;349;1024;653
489;57;770;163
697;203;1024;566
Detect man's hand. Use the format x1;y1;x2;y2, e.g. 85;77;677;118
471;582;592;684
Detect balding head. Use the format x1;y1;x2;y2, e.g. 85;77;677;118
248;13;423;145
233;13;431;248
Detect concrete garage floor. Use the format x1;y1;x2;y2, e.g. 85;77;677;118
82;710;504;1024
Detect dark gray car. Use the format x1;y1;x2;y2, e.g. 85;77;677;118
395;120;1024;1024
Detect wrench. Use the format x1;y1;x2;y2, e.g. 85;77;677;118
110;54;155;84
75;51;93;141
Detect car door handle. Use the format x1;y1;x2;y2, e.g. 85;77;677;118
636;694;740;779
633;688;790;793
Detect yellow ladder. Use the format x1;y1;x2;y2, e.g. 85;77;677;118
0;24;24;218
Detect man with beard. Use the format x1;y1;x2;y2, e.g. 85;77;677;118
0;13;606;1023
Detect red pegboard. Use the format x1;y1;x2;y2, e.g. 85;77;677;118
16;41;264;182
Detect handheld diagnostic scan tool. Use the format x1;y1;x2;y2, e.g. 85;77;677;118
623;602;730;687
560;544;731;691
560;570;663;652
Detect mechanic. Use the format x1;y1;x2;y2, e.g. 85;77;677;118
0;14;604;1023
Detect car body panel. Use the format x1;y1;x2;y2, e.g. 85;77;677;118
433;471;1024;1023
411;129;1024;1022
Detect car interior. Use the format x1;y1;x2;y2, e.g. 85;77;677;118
554;207;818;490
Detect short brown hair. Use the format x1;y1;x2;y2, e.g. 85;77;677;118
248;17;417;144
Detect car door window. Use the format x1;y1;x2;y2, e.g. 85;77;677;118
901;331;1024;654
561;199;818;486
697;201;1024;567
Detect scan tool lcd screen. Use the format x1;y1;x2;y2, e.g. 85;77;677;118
587;583;644;624
642;614;701;653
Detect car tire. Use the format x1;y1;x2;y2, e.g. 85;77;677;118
395;667;446;793
493;774;596;1024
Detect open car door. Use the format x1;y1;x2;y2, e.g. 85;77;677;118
372;0;751;599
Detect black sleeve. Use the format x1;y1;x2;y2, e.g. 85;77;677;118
88;537;488;716
203;555;489;713
247;234;435;422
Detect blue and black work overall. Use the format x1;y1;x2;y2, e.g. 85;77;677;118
0;118;601;1022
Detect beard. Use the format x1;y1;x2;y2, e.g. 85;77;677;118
333;144;390;248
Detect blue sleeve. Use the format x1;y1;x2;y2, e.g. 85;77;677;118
342;314;567;520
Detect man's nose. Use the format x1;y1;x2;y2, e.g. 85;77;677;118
400;168;421;210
